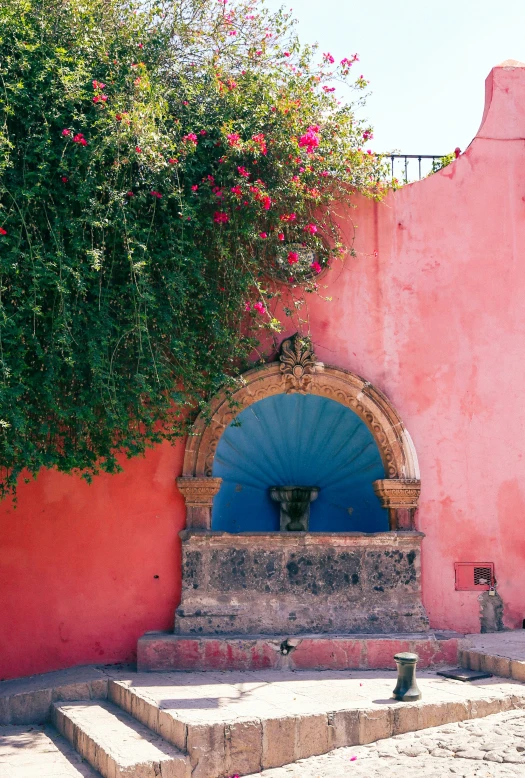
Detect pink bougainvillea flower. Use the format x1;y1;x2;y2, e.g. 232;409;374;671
280;213;296;222
298;126;320;154
73;133;88;146
214;211;229;224
283;51;290;57
126;191;134;197
259;232;267;239
253;301;266;314
183;100;189;106
252;132;267;155
61;128;71;136
323;52;335;64
135;146;142;153
320;170;329;177
304;223;318;234
311;261;322;274
150;190;162;198
0;227;7;235
199;130;207;135
262;195;272;210
191;185;199;192
322;86;336;93
287;251;299;265
115;113;122;121
244;302;251;312
138;42;144;49
362;129;373;141
168;158;178;164
237;166;250;178
349;756;357;761
61;176;68;183
183;133;198;144
278;233;284;241
92;80;106;90
227;133;241;147
256;50;262;56
231;185;242;196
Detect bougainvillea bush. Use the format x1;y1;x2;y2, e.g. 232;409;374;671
0;0;387;495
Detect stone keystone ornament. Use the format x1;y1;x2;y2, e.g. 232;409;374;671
393;652;421;701
269;486;319;531
279;332;317;393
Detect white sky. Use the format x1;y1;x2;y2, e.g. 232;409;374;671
263;0;525;157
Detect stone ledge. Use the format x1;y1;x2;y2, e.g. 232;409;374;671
179;530;425;547
137;632;461;672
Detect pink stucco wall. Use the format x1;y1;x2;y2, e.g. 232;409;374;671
2;61;525;680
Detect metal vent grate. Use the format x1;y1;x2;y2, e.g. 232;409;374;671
455;562;494;591
474;567;493;587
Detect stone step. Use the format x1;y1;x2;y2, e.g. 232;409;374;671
52;700;190;778
460;647;525;681
137;631;461;672
107;669;525;778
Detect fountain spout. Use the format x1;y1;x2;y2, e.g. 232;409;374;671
269;486;319;531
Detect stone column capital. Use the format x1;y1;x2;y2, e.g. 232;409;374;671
177;477;222;506
373;478;421;531
177;477;222;530
373;478;421;509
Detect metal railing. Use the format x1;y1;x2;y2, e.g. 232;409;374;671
388;154;448;182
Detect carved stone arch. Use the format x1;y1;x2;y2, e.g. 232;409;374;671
177;334;421;530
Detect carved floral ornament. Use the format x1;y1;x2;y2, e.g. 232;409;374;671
178;333;421;530
279;333;317;393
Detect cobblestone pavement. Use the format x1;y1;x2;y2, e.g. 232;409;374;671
252;709;525;778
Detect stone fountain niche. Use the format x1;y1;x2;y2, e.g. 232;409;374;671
176;334;428;636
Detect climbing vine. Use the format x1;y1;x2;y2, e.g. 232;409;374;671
0;0;388;495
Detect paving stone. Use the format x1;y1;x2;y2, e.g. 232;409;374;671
0;725;99;777
242;709;525;777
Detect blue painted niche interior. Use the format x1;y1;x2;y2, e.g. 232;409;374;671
211;393;388;533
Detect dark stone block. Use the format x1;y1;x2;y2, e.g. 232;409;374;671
208;548;285;593
364;549;419;591
283;551;362;596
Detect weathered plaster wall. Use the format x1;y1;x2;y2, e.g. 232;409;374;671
305;60;525;636
2;61;525;679
0;441;186;680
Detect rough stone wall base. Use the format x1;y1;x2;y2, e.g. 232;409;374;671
176;531;429;636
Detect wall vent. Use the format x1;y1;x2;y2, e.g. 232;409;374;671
454;562;494;591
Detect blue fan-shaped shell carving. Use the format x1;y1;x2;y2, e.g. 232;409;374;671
211;393;388;532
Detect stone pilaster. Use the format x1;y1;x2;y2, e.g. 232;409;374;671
373;479;421;530
176;476;222;530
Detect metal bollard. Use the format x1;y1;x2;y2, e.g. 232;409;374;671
393;652;421;701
